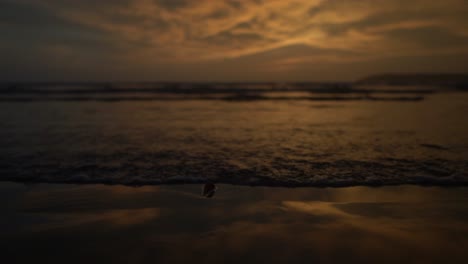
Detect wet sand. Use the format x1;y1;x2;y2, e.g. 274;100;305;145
1;182;467;263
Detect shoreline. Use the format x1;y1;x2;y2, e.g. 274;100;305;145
2;179;468;188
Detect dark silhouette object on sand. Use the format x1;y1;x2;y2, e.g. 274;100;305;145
202;183;217;198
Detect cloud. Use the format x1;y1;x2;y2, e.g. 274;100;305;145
1;0;467;81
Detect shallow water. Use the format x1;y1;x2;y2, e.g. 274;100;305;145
0;91;467;186
1;182;467;263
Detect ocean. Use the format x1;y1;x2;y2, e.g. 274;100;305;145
0;83;467;186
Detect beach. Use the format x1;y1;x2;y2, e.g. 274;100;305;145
1;182;467;263
2;0;468;263
1;83;468;263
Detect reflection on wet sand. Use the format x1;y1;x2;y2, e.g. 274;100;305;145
30;208;161;232
1;183;467;263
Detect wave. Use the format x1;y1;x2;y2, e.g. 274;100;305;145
1;152;466;187
0;82;440;102
0;95;425;102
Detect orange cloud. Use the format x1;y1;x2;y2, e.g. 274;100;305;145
2;0;468;80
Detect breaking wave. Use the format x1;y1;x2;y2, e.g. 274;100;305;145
1;151;467;187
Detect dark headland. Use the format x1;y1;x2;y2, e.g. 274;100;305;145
356;73;468;90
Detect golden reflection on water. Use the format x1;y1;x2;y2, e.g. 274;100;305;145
1;93;467;187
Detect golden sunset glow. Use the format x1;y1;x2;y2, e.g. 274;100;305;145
1;0;468;81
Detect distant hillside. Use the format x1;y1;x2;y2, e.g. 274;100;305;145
357;73;468;90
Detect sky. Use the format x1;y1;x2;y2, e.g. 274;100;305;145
1;0;468;82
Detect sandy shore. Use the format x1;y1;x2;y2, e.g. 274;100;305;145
1;182;468;263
